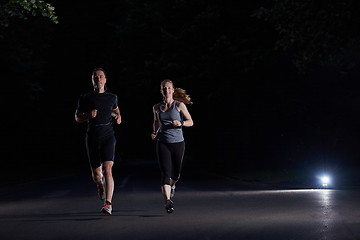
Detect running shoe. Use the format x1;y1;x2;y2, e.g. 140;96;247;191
165;199;174;214
170;186;176;199
97;184;105;201
101;201;112;215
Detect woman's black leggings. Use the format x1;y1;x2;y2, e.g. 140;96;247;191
156;141;185;185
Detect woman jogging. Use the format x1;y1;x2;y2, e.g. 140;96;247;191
151;79;193;213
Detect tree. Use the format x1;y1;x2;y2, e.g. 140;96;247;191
253;0;360;74
0;0;58;28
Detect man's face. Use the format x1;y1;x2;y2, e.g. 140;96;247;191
92;70;106;89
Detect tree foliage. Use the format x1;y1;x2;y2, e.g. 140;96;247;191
0;0;58;27
253;0;360;73
97;0;269;88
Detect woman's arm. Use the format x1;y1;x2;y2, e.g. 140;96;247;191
176;102;193;127
151;104;160;140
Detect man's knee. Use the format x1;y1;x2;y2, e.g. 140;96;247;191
102;162;113;176
92;166;102;176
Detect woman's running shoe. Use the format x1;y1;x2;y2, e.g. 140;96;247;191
165;199;174;213
101;201;112;215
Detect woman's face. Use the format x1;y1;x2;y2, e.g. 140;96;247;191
92;70;107;89
161;81;174;98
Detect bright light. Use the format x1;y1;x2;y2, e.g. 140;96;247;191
321;176;330;184
321;176;330;187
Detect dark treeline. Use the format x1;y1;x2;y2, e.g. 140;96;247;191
2;0;360;182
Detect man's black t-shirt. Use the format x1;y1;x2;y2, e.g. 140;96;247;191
77;91;118;128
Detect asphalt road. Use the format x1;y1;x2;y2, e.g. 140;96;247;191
0;160;359;240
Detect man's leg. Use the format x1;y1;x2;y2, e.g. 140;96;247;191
91;166;103;185
102;161;114;203
91;166;105;200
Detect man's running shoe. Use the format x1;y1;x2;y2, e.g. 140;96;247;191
165;199;174;214
170;186;176;199
101;201;112;215
97;184;105;201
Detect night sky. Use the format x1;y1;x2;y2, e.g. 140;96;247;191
2;0;360;186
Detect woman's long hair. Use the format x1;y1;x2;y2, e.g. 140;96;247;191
161;79;193;105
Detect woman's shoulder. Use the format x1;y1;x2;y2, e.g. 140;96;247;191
175;100;185;107
153;102;162;108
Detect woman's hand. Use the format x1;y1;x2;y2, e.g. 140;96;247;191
172;120;183;127
151;132;158;140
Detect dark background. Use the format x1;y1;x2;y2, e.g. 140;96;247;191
2;0;360;186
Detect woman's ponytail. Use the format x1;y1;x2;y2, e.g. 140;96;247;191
173;88;193;105
161;79;193;104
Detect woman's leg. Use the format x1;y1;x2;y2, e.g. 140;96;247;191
170;141;185;186
156;141;172;201
161;184;171;200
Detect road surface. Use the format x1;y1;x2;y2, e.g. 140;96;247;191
0;160;359;240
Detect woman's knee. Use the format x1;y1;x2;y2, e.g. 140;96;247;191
161;175;171;185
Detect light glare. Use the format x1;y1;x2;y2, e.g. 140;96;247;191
320;175;330;188
321;176;330;184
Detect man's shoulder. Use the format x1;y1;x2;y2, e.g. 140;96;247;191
105;91;118;97
79;92;92;98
